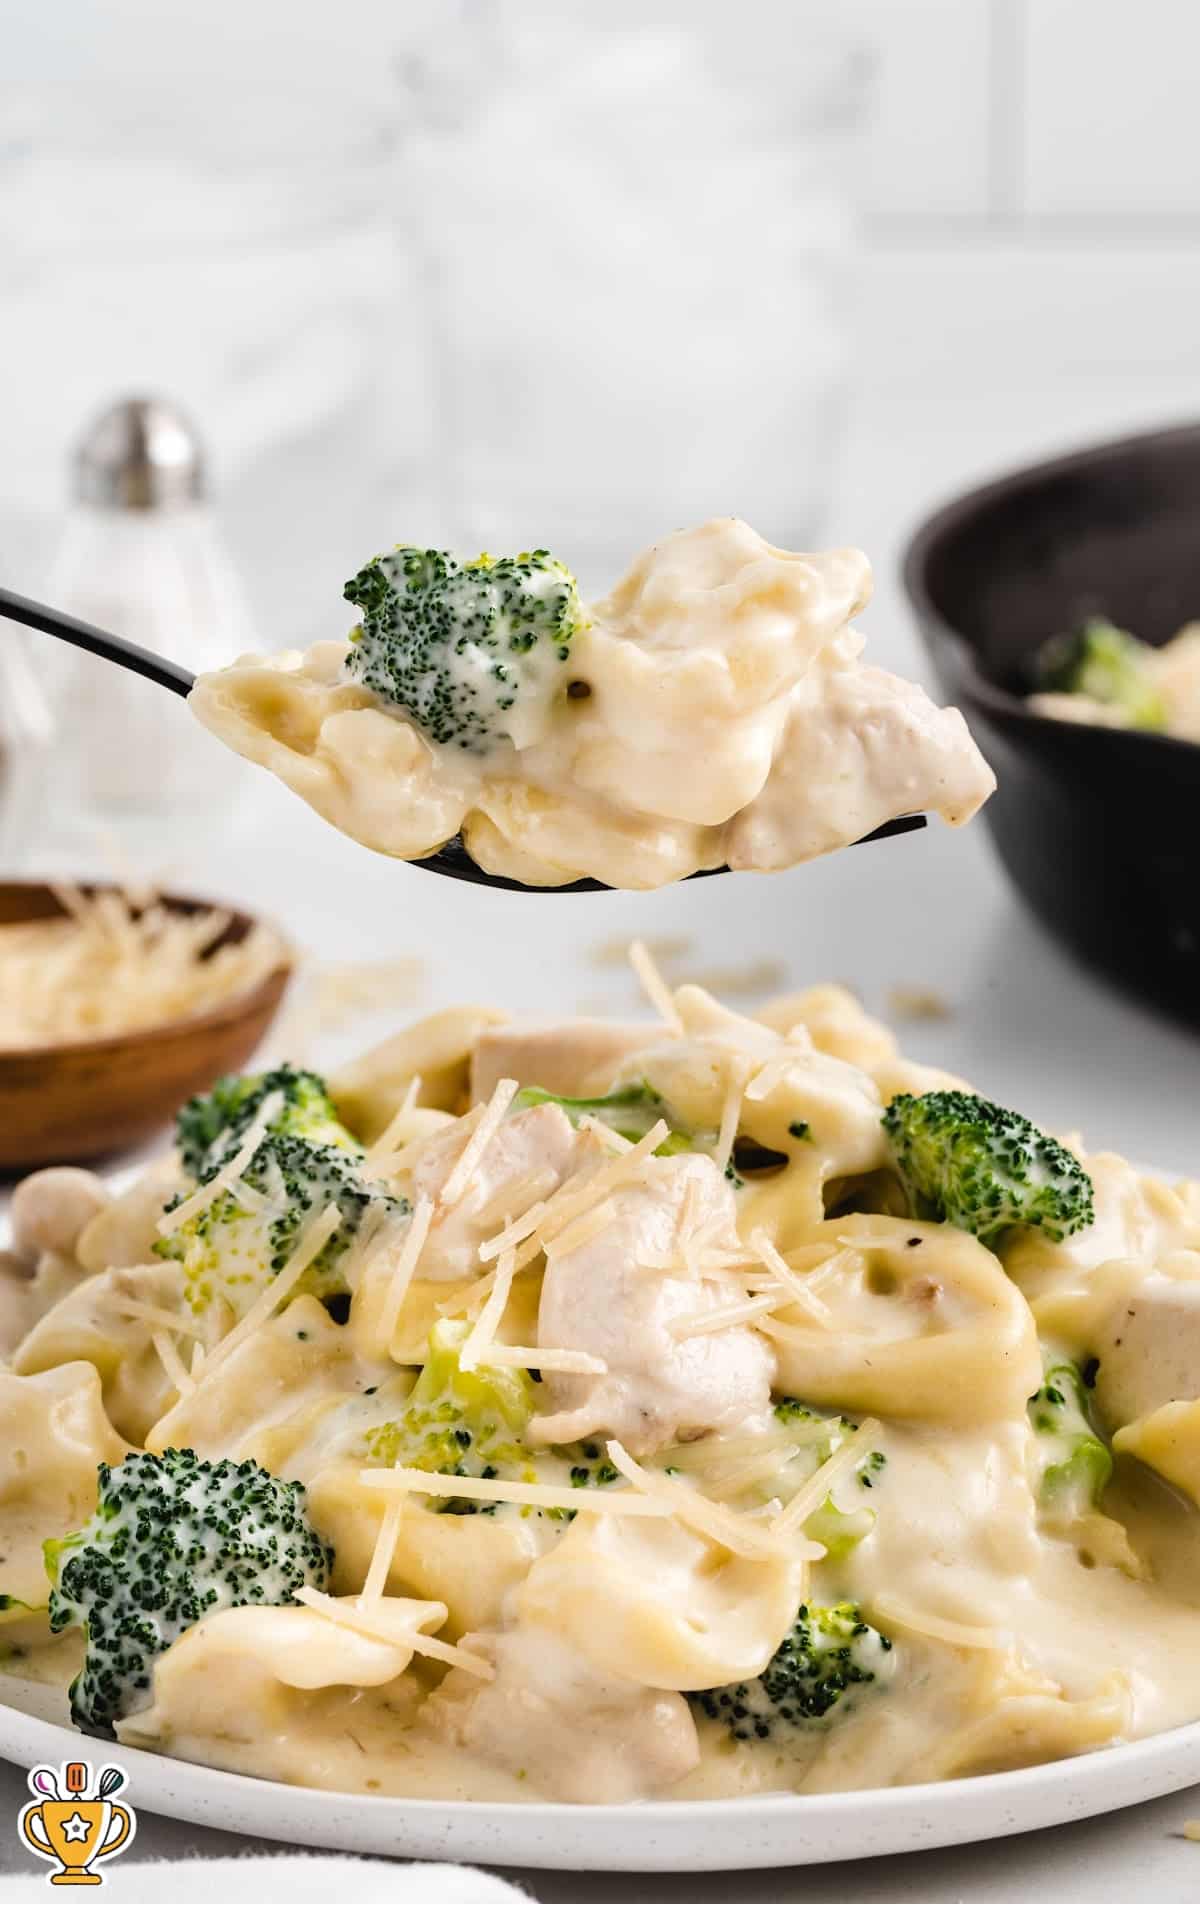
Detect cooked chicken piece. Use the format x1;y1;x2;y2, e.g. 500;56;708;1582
408;1102;597;1281
531;1151;775;1454
471;1017;660;1103
724;658;995;870
420;1625;699;1803
1093;1273;1200;1429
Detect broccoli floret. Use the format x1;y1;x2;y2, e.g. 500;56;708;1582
363;1318;534;1491
362;1321;619;1519
161;1061;404;1314
1029;1354;1112;1519
45;1449;332;1735
771;1400;885;1554
882;1090;1094;1248
1035;617;1165;730
174;1064;353;1181
343;544;587;755
692;1602;894;1740
157;1130;407;1315
513;1081;692;1156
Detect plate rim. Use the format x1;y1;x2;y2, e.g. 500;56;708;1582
2;1678;1200;1872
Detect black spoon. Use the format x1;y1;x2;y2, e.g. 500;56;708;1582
0;585;927;892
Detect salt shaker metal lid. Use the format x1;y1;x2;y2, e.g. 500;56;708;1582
74;396;206;510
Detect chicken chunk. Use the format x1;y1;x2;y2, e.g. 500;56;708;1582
419;1625;699;1803
531;1151;775;1454
1093;1273;1200;1428
408;1102;595;1281
725;659;995;870
471;1018;660;1103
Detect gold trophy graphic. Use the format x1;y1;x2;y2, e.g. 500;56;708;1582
19;1761;135;1885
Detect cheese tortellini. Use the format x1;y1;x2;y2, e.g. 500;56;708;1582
3;971;1200;1808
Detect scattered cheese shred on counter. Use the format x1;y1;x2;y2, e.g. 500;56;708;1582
629;938;684;1034
0;883;289;1050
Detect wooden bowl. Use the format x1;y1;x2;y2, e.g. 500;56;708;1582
0;883;292;1171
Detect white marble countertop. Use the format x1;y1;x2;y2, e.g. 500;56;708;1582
3;258;1199;1894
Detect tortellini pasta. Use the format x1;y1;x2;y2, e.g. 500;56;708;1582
4;973;1200;1807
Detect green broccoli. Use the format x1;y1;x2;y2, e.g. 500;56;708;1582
361;1320;619;1518
174;1064;353;1181
1029;1354;1112;1519
692;1602;895;1741
45;1449;332;1735
343;544;587;755
882;1090;1094;1248
513;1081;692;1155
772;1400;886;1555
159;1063;406;1315
157;1129;407;1315
1035;617;1165;730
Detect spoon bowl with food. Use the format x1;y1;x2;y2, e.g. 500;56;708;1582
2;518;994;891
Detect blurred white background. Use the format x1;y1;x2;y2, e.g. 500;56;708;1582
0;0;1197;1176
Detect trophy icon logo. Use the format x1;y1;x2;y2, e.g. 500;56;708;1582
19;1760;135;1886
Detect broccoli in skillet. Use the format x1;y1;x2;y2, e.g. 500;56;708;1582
882;1090;1094;1248
45;1449;332;1734
1035;617;1165;730
343;545;588;754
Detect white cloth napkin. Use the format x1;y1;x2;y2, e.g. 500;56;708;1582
1;1851;527;1901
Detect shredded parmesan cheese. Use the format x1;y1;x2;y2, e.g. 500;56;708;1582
359;1501;403;1606
196;1201;343;1381
296;1586;493;1679
629;938;684;1035
670;1293;783;1337
771;1418;881;1539
748;1228;834;1327
713;1060;750;1176
459;1247;516;1371
364;1076;424;1172
156;1091;284;1238
604;1440;793;1558
376;1195;434;1351
480;1122;668;1263
151;1329;196;1396
439;1078;519;1209
360;1467;674;1517
484;1344;607;1375
106;1296;205;1339
542;1198;619;1260
0;883;289;1051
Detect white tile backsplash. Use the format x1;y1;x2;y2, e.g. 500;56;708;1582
1023;0;1200;219
841;0;994;220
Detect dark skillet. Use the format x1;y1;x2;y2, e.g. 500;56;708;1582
904;420;1200;1025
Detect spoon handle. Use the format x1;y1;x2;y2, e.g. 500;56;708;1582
0;586;196;699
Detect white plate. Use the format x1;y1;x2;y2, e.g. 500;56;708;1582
3;1161;1195;1872
2;1673;1200;1871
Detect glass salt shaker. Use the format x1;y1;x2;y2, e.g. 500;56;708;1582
40;396;256;853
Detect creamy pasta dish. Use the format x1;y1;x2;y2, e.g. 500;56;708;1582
3;956;1200;1805
190;519;995;888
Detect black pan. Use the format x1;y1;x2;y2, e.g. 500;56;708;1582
903;420;1200;1026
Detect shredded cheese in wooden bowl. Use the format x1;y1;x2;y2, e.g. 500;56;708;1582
0;884;291;1052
